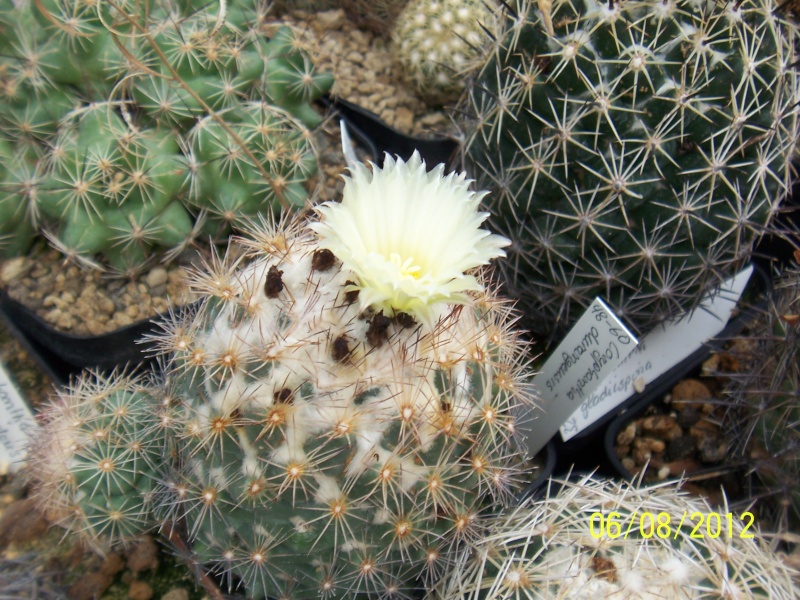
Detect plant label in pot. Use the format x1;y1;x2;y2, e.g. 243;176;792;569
0;363;38;474
518;298;639;456
560;265;755;441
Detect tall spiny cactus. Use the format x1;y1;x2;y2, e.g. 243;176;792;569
431;475;799;599
29;152;541;598
723;265;800;534
461;0;800;340
0;0;332;275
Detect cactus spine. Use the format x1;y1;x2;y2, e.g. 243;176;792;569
431;475;799;598
461;0;800;339
723;266;800;535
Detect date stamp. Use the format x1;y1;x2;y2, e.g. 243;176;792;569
589;511;756;540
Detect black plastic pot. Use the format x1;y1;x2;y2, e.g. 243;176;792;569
543;262;772;481
319;95;460;169
601;271;770;481
0;287;196;384
517;439;558;501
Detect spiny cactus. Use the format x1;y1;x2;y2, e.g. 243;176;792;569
460;0;800;340
723;266;800;535
431;474;799;599
0;0;332;274
393;0;501;105
28;152;539;598
147;152;535;598
27;370;165;548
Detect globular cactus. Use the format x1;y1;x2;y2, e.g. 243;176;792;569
460;0;800;340
27;151;539;598
0;0;332;274
431;475;799;599
144;152;537;598
723;266;800;535
392;0;502;105
27;371;165;548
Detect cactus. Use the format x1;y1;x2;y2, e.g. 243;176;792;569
723;266;800;535
392;0;501;105
460;0;800;339
28;152;539;597
27;370;165;548
431;474;799;599
0;0;332;274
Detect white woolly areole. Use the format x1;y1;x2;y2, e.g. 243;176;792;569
309;151;509;328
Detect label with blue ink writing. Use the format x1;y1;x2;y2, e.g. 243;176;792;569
519;297;638;456
559;266;753;441
0;363;38;474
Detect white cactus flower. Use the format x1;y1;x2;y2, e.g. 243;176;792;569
309;151;509;328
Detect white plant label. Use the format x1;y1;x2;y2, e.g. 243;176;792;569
0;363;38;474
520;297;638;456
559;265;754;441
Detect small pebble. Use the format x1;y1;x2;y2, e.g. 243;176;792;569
128;580;154;600
161;590;190;600
145;267;168;288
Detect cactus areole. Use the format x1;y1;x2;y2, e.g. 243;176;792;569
463;0;800;339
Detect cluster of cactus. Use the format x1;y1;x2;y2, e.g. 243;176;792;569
0;0;332;274
28;153;539;598
723;265;800;535
392;0;502;105
431;474;799;598
460;0;800;339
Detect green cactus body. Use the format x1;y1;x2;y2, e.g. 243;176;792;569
393;0;501;105
151;217;530;597
432;475;799;599
28;372;165;547
0;0;332;275
462;0;800;338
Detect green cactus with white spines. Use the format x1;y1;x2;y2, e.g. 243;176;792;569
392;0;501;105
460;0;800;339
27;371;165;547
431;475;799;599
0;0;332;274
145;153;534;598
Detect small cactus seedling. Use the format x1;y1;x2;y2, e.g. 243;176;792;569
723;266;800;534
393;0;502;105
431;474;799;599
461;0;800;340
